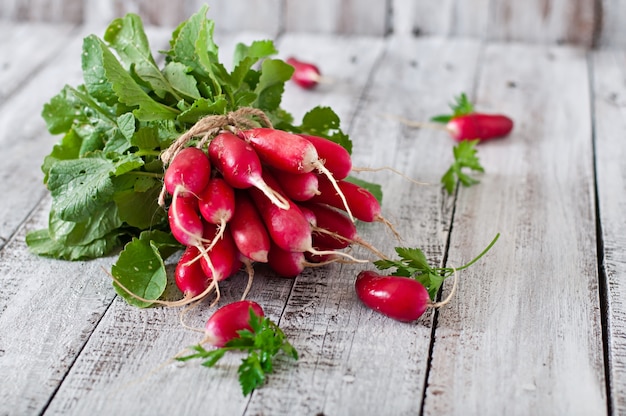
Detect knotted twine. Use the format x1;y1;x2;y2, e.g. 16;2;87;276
158;107;273;206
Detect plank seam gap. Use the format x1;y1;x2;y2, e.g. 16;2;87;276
587;52;614;416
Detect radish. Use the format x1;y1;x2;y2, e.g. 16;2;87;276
208;131;289;209
229;191;271;263
267;242;307;278
175;246;210;298
312;176;385;224
447;113;513;142
270;169;319;201
355;271;430;322
203;300;265;347
164;147;211;197
168;194;205;247
286;57;321;89
299;134;352;180
199;222;242;282
304;202;387;259
198;177;236;251
248;171;313;253
241;128;354;221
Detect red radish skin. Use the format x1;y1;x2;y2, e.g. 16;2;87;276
312;176;382;223
175;246;210;297
168;195;205;247
242;128;320;174
198;177;235;225
204;300;264;347
299;134;352;180
304;203;356;249
248;172;313;253
286;57;321;89
208;132;289;209
242;128;355;221
200;223;242;281
355;271;430;322
447;113;513;142
229;191;271;263
164;147;211;197
270;169;319;201
297;204;317;227
267;242;307;278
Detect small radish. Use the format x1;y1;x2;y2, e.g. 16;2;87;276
208;131;289;209
299;134;352;180
270;169;319;201
168;194;205;247
312;176;386;224
267;242;308;278
446;113;513;142
286;57;321;89
175;246;210;298
241;128;355;221
198;177;236;251
203;300;265;347
355;271;431;322
248;171;313;253
164;147;211;197
200;222;242;282
303;202;386;259
229;191;271;263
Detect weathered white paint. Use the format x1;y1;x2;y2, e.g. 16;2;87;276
423;43;606;415
3;0;621;47
592;48;626;415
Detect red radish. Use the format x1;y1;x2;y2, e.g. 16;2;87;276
242;128;355;220
286;57;321;89
164;147;211;197
355;271;430;322
200;222;242;282
204;300;265;347
198;177;235;226
447;113;513;142
299;134;352;180
297;204;317;227
168;195;205;247
248;172;313;253
270;169;319;201
312;176;382;223
267;242;307;278
208;131;289;209
175;246;210;298
241;128;320;174
304;202;387;259
229;191;271;263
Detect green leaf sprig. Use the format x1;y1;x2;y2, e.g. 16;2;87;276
441;140;485;194
374;233;499;300
430;92;474;124
177;309;298;396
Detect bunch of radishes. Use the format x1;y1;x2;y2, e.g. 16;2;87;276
162;126;386;304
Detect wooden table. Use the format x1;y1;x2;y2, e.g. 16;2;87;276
1;22;625;416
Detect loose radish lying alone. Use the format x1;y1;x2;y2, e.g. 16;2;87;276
203;300;265;347
286;57;321;89
447;113;513;142
355;271;431;322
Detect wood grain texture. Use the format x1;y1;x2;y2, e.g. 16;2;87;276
284;0;389;35
0;197;117;415
393;0;598;47
592;49;626;415
244;35;482;416
423;42;606;415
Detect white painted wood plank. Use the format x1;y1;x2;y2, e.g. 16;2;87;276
245;35;483;415
0;197;117;416
597;0;626;48
394;0;597;47
0;0;82;23
284;0;388;36
592;48;626;415
423;43;606;415
276;33;385;127
0;23;76;102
